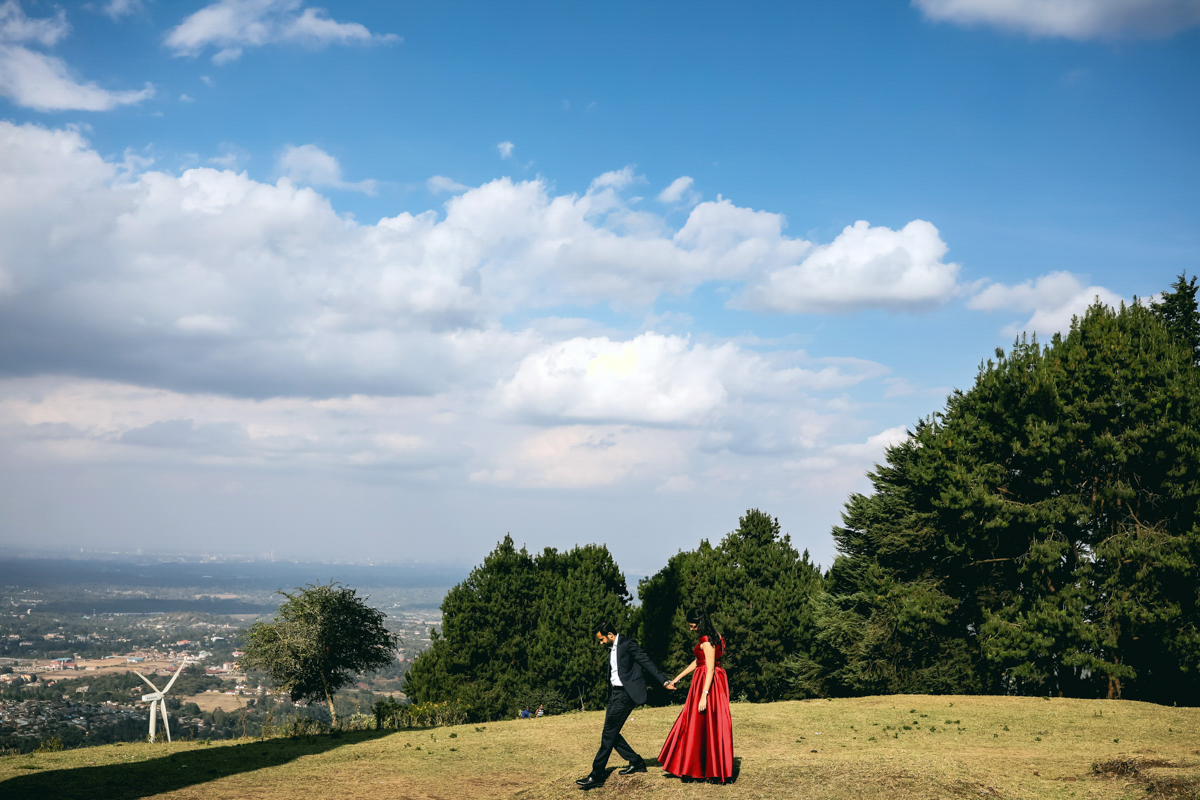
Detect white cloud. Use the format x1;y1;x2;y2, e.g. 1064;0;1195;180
165;0;400;64
427;175;469;194
737;219;960;313
790;425;908;466
656;474;696;493
496;140;514;159
782;425;909;491
914;0;1200;39
590;166;639;192
278;143;377;194
424;179;804;309
0;2;152;112
0;376;456;470
0;121;939;406
967;270;1124;337
0;125;971;565
180;93;194;102
0;122;529;397
0;1;68;46
0;44;154;111
470;424;687;488
208;142;249;169
499;332;880;426
658;176;699;206
101;0;145;20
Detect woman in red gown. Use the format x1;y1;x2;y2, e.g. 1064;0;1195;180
658;609;734;783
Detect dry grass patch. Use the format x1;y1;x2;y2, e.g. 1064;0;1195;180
179;693;246;713
1092;756;1200;799
1;695;1197;799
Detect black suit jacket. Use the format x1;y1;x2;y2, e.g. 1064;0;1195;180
608;635;669;705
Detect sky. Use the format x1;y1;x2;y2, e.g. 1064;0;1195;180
0;0;1197;580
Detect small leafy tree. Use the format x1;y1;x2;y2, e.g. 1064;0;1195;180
241;583;399;727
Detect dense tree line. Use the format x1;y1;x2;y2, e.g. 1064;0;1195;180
800;284;1200;705
403;538;633;718
405;277;1200;715
637;510;823;702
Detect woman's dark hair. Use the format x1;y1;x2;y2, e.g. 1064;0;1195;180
686;609;721;644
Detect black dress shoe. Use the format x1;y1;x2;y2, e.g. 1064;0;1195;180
576;775;604;789
618;763;647;775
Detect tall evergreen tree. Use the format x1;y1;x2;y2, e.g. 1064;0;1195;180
810;298;1200;703
403;536;634;718
637;509;823;702
1153;272;1200;364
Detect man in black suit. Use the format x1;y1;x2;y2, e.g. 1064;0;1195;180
576;621;674;789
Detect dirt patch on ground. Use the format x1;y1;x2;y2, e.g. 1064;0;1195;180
1093;757;1179;776
181;693;246;713
1093;757;1200;799
949;780;1004;797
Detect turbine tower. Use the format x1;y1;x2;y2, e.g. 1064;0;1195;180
135;663;186;743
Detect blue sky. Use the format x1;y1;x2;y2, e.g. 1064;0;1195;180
0;0;1197;579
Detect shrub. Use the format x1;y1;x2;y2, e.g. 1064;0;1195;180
374;697;467;729
34;737;63;753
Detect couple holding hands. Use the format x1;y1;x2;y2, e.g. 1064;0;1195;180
578;610;734;789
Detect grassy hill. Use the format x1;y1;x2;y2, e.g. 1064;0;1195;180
1;695;1197;799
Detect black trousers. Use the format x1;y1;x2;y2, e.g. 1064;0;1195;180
591;685;643;778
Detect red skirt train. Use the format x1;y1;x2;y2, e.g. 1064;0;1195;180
657;666;734;781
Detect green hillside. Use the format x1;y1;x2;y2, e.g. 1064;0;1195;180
1;695;1196;799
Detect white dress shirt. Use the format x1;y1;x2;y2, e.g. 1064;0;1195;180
609;634;623;686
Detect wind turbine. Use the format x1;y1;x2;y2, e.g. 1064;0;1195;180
135;664;186;743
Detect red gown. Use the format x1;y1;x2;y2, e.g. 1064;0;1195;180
658;636;734;782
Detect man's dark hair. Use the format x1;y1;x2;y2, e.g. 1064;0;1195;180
592;621;618;636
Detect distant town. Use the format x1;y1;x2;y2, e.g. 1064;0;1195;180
0;555;450;753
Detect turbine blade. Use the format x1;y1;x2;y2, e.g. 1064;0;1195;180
134;670;160;692
149;699;157;742
160;700;171;743
163;663;184;694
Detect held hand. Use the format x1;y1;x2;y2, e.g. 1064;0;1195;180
664;680;675;690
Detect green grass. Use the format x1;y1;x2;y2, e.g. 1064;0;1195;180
2;696;1197;799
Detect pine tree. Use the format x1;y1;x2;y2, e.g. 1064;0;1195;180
527;545;633;711
403;536;636;718
1153;272;1200;364
637;510;823;702
812;297;1200;703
